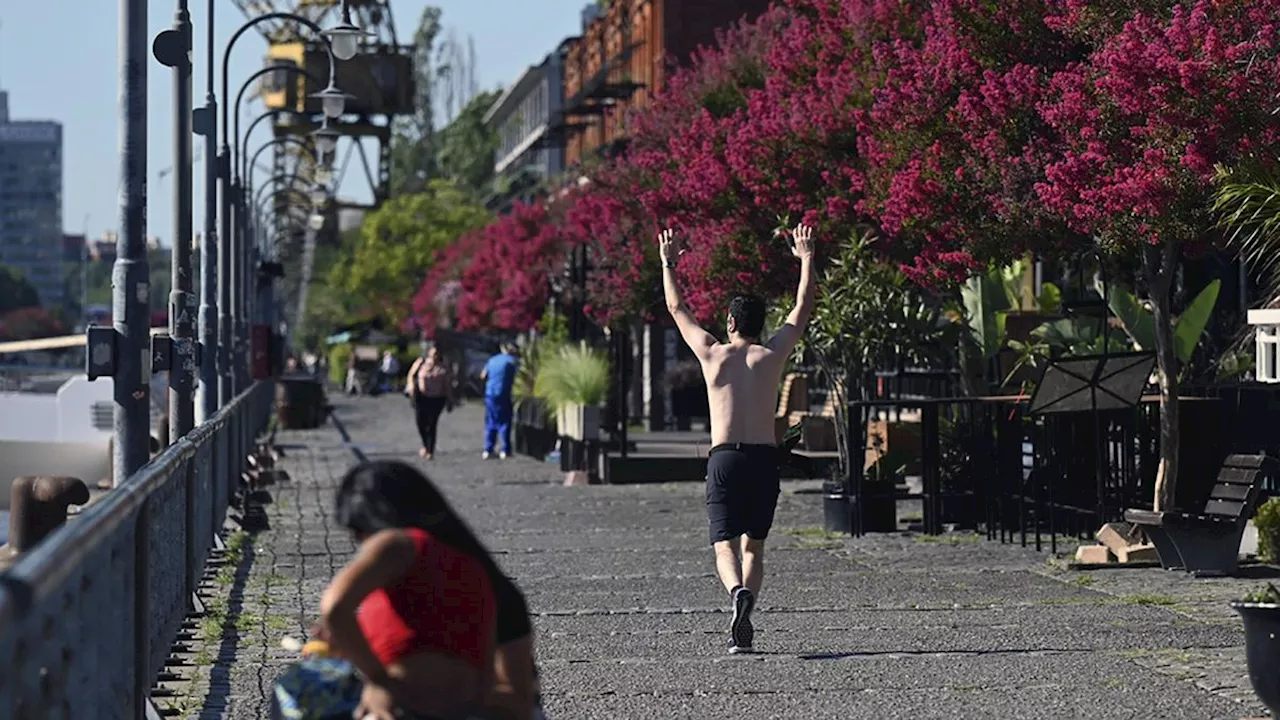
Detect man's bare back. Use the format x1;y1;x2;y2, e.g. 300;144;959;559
701;342;787;446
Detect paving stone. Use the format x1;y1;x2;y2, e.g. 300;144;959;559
162;393;1265;719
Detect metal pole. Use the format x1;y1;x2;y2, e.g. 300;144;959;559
218;154;234;405
115;0;151;486
167;0;196;442
232;182;246;392
197;0;219;423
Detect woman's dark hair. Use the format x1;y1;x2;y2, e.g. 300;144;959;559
336;459;491;565
334;460;532;643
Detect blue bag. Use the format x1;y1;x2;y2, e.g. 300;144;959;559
270;656;363;720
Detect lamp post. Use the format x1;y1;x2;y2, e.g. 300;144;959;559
194;0;218;423
107;0;150;485
242;135;326;199
152;0;196;444
255;186;317;357
216;9;361;404
253;186;312;362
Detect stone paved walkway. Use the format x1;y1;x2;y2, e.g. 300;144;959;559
164;393;1268;719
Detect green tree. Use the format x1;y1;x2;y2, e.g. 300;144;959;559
390;6;444;196
436;89;503;198
0;265;40;312
332;179;491;328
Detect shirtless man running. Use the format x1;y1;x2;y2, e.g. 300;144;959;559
659;224;817;654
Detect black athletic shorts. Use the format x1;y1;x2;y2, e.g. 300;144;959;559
705;443;781;545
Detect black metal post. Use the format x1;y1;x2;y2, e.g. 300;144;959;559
154;0;196;442
115;0;151;486
197;0;219;423
218;153;234;405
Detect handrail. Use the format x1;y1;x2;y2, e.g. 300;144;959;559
0;379;275;717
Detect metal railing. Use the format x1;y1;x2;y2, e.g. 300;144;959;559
0;380;274;718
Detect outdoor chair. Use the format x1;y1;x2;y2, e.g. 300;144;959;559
775;372;809;442
1124;453;1275;577
788;391;838;451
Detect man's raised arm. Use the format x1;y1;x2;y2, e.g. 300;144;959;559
766;224;817;356
659;229;716;358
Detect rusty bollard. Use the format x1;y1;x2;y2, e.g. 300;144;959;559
9;476;91;553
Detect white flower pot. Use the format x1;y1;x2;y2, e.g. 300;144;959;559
561;403;601;441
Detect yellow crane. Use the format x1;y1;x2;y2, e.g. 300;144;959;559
232;0;414;212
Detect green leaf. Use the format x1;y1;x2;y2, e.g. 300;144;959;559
1172;279;1221;365
780;421;804;453
1036;282;1063;315
961;271;1012;359
1099;280;1156;352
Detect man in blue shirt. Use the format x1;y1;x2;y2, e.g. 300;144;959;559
480;343;519;459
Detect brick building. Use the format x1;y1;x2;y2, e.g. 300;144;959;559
558;0;772;168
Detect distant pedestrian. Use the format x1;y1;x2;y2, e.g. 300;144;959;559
377;349;401;394
345;353;361;395
480;343;519;460
405;346;453;460
660;223;816;654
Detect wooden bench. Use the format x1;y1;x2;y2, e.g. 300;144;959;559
774;372;809;442
1124;453;1274;577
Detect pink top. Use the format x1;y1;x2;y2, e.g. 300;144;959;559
414;359;451;397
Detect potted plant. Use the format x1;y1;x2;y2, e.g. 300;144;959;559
1231;583;1280;715
802;228;955;534
534;342;611;484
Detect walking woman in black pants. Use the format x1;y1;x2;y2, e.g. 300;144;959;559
405;346;453;459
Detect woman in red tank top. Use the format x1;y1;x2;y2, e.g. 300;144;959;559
319;461;498;719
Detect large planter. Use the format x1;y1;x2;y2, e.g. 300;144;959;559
1230;601;1280;714
860;481;900;533
558;403;602;442
824;488;854;535
275;376;326;429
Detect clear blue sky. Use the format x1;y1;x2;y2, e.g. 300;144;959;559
0;0;592;243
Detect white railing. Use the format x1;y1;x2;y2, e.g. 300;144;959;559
1248;309;1280;383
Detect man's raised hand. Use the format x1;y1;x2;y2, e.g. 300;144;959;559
658;229;686;265
790;224;815;261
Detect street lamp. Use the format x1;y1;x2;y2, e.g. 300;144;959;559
218;11;354;398
308;212;327;231
323;0;375;61
309;185;330;207
311;119;341;156
242;134;330;206
311;82;355;120
233;67;324;186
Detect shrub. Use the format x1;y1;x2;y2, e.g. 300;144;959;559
328;344;352;386
533;343;611;413
1255;497;1280;564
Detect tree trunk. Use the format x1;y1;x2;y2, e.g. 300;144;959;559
1143;243;1181;512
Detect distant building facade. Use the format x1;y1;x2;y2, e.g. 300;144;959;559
0;90;64;307
483;45;569;212
561;0;772;167
0;91;64;308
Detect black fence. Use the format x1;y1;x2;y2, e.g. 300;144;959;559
836;383;1280;553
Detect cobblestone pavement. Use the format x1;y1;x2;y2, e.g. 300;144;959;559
168;393;1266;720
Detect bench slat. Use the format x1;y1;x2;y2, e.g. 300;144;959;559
1224;455;1268;469
1204;499;1247;517
1210;484;1253;501
1217;468;1262;484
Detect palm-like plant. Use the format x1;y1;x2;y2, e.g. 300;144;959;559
533;343;611;414
1214;163;1280;300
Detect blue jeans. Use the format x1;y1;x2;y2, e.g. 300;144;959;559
484;395;513;455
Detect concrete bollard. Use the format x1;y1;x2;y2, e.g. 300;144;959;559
9;476;91;553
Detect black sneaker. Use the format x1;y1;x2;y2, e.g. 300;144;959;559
730;586;755;653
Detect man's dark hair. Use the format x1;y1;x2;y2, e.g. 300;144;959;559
727;294;767;339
